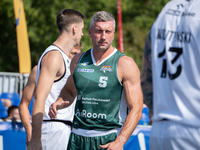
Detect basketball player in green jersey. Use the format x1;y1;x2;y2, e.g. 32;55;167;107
49;11;143;150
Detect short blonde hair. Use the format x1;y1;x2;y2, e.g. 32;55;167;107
90;11;115;30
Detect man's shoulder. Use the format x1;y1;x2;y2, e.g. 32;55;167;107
118;55;133;65
45;44;60;51
39;45;61;60
118;55;139;72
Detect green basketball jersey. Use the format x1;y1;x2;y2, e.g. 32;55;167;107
73;48;127;131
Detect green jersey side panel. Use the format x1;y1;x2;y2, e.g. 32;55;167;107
73;49;125;131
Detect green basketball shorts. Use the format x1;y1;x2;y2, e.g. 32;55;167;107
67;132;117;150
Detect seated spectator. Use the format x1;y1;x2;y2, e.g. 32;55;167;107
3;105;21;121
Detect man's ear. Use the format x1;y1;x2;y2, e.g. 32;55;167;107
73;25;77;35
88;29;91;37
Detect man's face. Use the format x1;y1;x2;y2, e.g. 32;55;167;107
89;21;115;51
12;108;20;120
69;46;81;59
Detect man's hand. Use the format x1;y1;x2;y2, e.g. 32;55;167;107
99;139;124;150
48;101;69;119
26;129;32;147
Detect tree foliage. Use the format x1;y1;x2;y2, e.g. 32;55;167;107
0;0;169;72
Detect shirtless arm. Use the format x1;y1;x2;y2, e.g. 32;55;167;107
28;51;64;150
100;56;143;150
19;65;37;146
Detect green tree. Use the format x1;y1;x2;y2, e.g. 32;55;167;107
0;0;18;72
0;0;169;72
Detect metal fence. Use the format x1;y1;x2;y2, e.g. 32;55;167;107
0;72;29;99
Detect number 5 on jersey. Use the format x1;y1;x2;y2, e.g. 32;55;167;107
98;76;108;88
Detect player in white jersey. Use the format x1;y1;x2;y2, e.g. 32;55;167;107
141;0;200;149
27;9;84;150
35;45;74;150
19;42;82;148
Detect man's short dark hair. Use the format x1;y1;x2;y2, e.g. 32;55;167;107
7;105;18;115
57;9;84;32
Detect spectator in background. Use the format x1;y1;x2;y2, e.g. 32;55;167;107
141;0;200;149
3;105;21;121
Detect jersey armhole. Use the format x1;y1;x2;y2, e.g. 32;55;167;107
39;49;67;83
116;54;125;86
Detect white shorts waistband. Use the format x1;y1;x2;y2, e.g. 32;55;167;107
72;128;121;137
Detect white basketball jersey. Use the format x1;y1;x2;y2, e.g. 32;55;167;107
36;45;76;122
151;0;200;127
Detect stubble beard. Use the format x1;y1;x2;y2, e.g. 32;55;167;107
98;43;112;52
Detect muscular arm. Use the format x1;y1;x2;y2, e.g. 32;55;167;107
101;56;143;149
28;51;64;149
117;56;143;145
19;65;37;145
